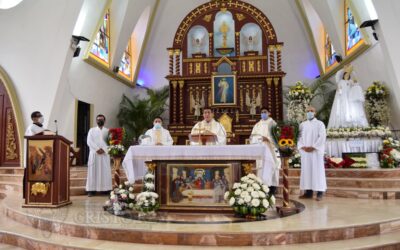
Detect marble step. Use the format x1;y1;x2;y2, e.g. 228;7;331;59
282;168;400;178
70;184;143;196
0;182;22;193
0;174;23;183
70;177;128;187
280;176;400;189
277;186;400;199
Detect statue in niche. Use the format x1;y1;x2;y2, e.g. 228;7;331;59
246;92;261;117
245;33;259;51
191;36;205;54
220;21;229;48
190;93;205;118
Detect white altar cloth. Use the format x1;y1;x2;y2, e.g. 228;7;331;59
122;144;275;185
326;137;382;157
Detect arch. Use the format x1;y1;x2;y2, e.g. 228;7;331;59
0;65;25;167
187;25;209;57
172;0;278;48
240;23;263;55
0;0;23;9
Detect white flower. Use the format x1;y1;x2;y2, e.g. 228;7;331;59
113;202;122;212
262;199;270;208
248;173;257;179
145;173;155;179
224;191;230;200
110;194;116;200
145;183;155;190
240;191;249;198
119;189;126;194
240;183;247;189
129;187;134;192
119;185;123;189
105;200;111;206
233;183;241;189
241;176;249;182
124;181;130;186
234;189;242;195
110;191;115;196
244;195;252;203
252;183;261;190
251;199;260;207
129;193;135;199
247;187;254;193
238;198;244;205
129;203;134;209
120;193;127;199
258;191;266;198
251;191;260;198
246;179;255;185
270;195;276;205
262;185;269;193
288;159;292;163
229;197;235;206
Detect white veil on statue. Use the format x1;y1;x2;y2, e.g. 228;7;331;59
328;65;368;128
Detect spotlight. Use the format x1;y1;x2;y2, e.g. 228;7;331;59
360;19;379;41
113;66;120;73
335;54;343;63
71;35;90;58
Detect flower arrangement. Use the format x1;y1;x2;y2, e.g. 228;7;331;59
272;122;299;157
326;126;392;139
380;137;400;168
289;152;301;168
287;81;313;123
325;157;345;168
104;181;136;215
224;173;275;218
135;171;159;216
108;128;126;157
365;81;389;126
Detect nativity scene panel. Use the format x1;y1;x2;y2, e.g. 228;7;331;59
167;0;285;145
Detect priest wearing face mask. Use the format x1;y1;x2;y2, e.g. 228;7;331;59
191;107;227;145
86;114;112;197
250;107;280;196
144;117;173;146
25;111;47;136
298;106;327;201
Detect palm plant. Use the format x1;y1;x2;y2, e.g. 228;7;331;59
117;86;169;146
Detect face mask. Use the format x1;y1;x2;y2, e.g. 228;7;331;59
261;113;268;120
97;120;105;127
154;123;162;129
306;112;315;120
38;117;44;124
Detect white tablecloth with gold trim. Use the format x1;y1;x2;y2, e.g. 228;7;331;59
122;144;275;185
326;137;382;157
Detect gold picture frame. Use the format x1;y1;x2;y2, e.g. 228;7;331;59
211;75;237;106
27;140;53;182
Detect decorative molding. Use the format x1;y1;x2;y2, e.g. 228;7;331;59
5;109;18;160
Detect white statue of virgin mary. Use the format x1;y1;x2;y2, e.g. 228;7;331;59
328;65;369;128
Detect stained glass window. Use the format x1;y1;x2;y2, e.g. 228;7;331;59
90;9;110;65
119;40;133;81
325;33;337;70
345;2;363;55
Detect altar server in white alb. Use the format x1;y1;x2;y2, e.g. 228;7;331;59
25;111;46;136
144;117;173;145
191;107;227;145
298;106;327;201
250;107;281;196
86;114;112;197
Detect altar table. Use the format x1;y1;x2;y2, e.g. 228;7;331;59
326;137;382;158
122;144;275;185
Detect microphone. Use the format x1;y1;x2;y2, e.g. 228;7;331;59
54;120;58;135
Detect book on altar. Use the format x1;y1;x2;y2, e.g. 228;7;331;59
189;130;217;145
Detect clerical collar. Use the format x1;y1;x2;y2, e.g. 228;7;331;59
33;122;43;127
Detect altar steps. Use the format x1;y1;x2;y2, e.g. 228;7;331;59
278;168;400;199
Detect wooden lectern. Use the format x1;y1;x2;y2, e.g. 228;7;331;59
189;133;218;145
23;135;72;208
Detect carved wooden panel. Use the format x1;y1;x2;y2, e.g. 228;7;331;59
0;80;20;166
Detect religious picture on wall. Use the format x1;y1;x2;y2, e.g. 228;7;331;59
27;140;53;181
166;164;233;207
90;9;110;65
212;75;236;106
119;40;133;81
345;1;363;55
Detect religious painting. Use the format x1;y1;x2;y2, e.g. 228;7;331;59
345;0;364;55
325;32;337;71
27;140;53;181
89;9;110;66
119;40;133;81
211;75;236;106
166;164;234;207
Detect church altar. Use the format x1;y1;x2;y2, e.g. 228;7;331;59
326;137;382;158
122;144;274;211
123;144;274;182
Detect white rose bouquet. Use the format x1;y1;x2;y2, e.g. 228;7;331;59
104;181;136;215
135;170;159;216
224;173;275;218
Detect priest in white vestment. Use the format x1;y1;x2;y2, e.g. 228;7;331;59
191;108;227;145
25;111;46;136
250;108;281;196
298;106;327;201
144;117;173;145
86;114;112;196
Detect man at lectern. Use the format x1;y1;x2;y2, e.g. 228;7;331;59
144;117;173;145
25;111;46;136
191;108;227;145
